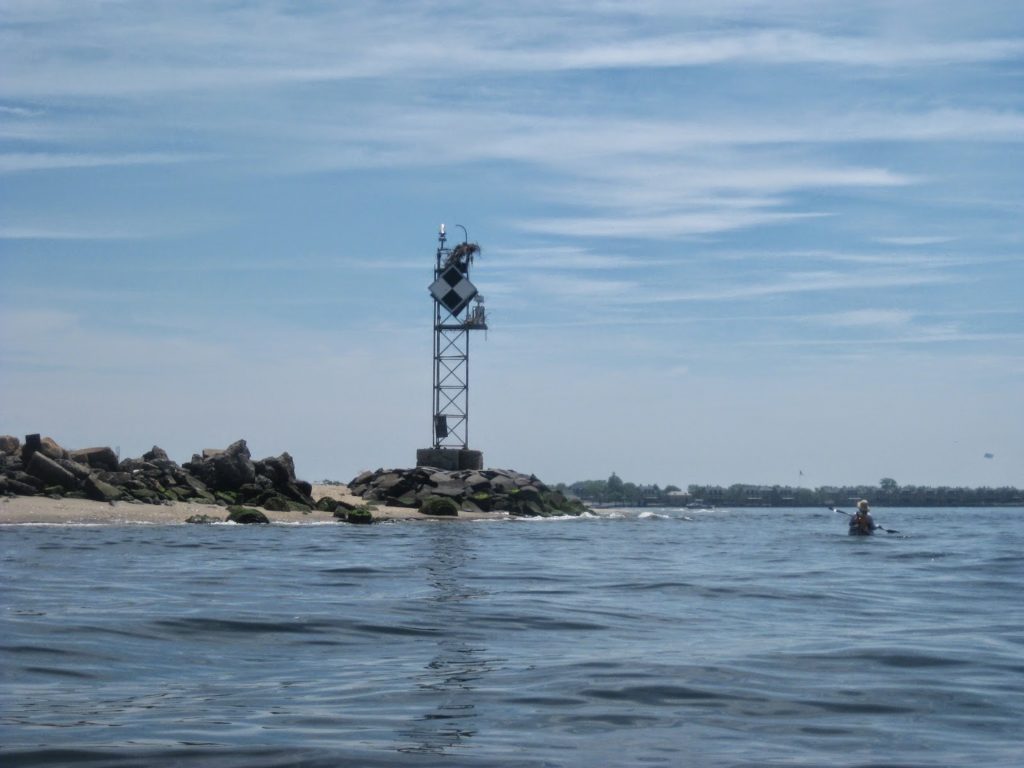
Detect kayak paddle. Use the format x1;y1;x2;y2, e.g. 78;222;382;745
830;506;899;534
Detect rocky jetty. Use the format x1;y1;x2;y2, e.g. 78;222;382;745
1;433;589;520
0;434;328;515
347;466;588;517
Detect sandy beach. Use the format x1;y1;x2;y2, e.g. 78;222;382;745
0;484;504;525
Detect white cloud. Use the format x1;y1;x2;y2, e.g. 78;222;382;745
775;250;975;268
519;210;826;239
874;236;958;246
282;107;1024;176
642;268;957;303
543;30;1024;70
0;215;220;239
532;163;916;224
487;246;655;270
0;104;43;117
2;2;1022;98
0;151;206;173
757;330;1023;347
821;309;915;328
0;226;146;240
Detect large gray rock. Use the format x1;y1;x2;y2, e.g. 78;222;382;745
428;480;466;498
26;452;78;490
180;473;216;503
58;459;93;483
1;475;39;495
420;496;458;516
255;452;297;486
348;470;374;491
68;447;119;472
143;446;170;462
226;505;269;524
190;439;257;491
216;440;255;489
84;474;124;502
21;434;65;465
8;471;43;491
463;472;491;490
0;435;20;456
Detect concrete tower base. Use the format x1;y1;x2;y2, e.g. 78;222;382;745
415;448;484;471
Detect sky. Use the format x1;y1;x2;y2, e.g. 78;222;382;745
1;1;1022;490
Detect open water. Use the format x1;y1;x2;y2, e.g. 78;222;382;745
2;507;1022;767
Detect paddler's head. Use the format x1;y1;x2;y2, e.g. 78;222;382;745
857;499;870;513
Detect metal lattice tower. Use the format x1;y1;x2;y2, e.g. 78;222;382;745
428;224;486;450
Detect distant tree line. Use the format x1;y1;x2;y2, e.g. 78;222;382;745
557;474;1024;507
556;473;678;507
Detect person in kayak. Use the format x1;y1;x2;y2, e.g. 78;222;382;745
850;499;877;535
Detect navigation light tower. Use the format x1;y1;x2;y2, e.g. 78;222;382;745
416;224;487;471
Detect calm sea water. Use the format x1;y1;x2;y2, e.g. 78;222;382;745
2;507;1022;767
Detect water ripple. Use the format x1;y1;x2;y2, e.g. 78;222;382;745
2;508;1021;767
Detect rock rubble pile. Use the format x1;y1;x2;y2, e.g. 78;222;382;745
0;434;326;513
1;434;589;519
348;466;587;517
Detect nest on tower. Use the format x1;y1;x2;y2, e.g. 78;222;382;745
446;242;480;269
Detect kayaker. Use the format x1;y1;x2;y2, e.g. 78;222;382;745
850;499;877;535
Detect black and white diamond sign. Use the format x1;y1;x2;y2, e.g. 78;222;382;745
429;266;478;315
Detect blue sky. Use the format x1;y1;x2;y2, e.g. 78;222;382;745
1;1;1022;489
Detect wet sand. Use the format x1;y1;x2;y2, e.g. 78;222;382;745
0;484;502;525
